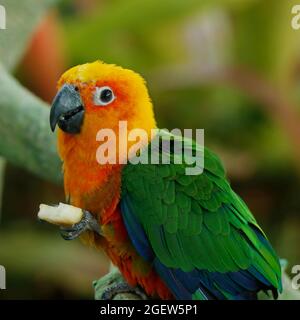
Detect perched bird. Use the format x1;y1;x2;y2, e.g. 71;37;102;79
50;61;282;300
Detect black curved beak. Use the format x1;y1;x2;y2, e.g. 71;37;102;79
50;84;84;134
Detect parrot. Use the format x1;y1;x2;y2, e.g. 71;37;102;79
49;61;282;300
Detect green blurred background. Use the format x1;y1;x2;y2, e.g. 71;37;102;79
0;0;300;299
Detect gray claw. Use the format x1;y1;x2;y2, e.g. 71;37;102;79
60;210;102;240
61;229;81;240
101;282;148;300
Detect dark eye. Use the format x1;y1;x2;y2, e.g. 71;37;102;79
94;86;115;106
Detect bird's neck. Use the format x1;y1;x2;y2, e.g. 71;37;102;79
57;120;157;215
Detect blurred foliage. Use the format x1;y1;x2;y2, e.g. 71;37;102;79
0;0;57;71
63;0;258;69
0;223;108;299
233;0;299;88
0;0;300;299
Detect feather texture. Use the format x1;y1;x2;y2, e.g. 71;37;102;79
121;130;282;300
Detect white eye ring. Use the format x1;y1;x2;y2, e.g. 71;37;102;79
93;86;115;106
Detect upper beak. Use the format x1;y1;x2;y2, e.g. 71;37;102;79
50;84;84;134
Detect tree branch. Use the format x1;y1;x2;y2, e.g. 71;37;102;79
0;65;62;183
94;268;144;300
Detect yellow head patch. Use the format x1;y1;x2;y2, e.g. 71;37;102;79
58;60;146;88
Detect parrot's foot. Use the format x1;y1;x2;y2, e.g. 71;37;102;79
101;282;148;300
60;210;102;240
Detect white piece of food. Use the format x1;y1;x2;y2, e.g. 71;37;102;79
38;203;83;227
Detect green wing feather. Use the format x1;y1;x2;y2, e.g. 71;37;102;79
121;130;282;296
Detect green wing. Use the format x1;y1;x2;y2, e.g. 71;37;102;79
121;130;282;299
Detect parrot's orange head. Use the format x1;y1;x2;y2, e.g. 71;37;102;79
50;61;156;162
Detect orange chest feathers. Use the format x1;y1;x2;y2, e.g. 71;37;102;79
59;138;173;300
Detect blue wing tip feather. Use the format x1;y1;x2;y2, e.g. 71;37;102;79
121;183;281;300
154;259;280;300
